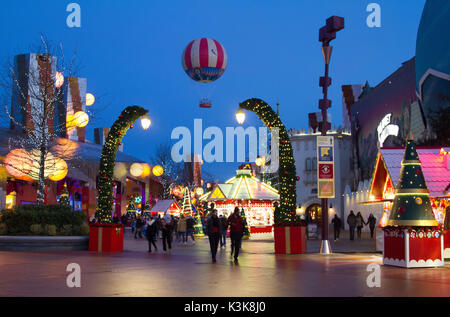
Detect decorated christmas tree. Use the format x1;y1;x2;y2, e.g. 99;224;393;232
58;182;70;207
240;208;250;239
126;197;136;218
387;139;438;227
181;187;193;216
143;202;151;217
193;200;205;237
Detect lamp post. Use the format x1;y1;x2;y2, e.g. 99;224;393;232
318;16;344;254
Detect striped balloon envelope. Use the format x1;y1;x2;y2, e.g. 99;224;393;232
182;38;228;83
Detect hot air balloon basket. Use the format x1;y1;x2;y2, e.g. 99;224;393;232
383;227;444;268
89;223;124;252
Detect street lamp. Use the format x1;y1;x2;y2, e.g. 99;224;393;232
318;15;344;255
235;108;246;125
140;114;151;130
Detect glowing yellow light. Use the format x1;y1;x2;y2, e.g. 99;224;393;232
140;163;151;177
236;108;246;125
195;187;204;196
152;165;164;176
85;93;95;106
369;195;375;201
130;163;144;177
48;158;68;181
140;114;151;130
73;111;89;128
55;72;64;88
28;150;56;180
255;156;265;167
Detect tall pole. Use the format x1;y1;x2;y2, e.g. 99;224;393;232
318;16;344;254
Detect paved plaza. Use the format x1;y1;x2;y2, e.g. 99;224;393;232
0;231;449;297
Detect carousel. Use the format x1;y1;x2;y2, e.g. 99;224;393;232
200;166;279;236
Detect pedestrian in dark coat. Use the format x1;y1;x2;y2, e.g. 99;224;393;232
219;214;228;248
206;209;221;263
227;207;244;263
145;217;158;252
135;216;144;239
331;214;341;241
161;212;173;252
347;210;357;241
366;213;377;238
356;212;365;239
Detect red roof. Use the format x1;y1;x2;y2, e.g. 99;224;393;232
380;147;450;197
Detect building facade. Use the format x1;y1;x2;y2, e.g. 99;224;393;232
289;127;353;224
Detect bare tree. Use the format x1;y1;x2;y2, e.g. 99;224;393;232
149;143;184;199
0;36;82;205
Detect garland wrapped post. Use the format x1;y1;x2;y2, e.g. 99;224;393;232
95;106;149;223
238;98;298;226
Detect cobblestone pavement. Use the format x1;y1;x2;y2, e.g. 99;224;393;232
0;231;449;297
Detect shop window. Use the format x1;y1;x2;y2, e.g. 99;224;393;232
312;158;317;171
311;188;317;195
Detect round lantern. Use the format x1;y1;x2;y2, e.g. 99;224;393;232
140;163;151;177
55;72;64;88
130;163;144;177
195;187;204;196
73;111;89;128
172;185;182;197
152;165;164;177
85;93;95;106
114;162;128;178
28;150;56;180
49;158;68;181
4;149;32;178
255;156;265;167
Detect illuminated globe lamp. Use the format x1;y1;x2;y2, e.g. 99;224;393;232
85;93;95;106
172;185;182;197
235;108;246;125
140;114;151;130
255;156;265;167
195;187;204;196
140;163;151;177
152;165;164;177
28;150;56;180
49;158;68;181
130;163;144;177
4;149;33;178
73;111;89;128
55;72;64;88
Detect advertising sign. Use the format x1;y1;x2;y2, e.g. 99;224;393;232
317;136;335;198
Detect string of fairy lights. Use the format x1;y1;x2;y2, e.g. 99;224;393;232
95;106;148;223
239;98;299;226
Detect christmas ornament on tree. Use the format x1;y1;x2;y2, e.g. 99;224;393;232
387;139;437;226
58;182;70;207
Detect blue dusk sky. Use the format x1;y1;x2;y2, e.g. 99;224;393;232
0;0;426;181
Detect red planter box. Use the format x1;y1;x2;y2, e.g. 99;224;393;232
383;228;443;268
274;226;306;254
89;223;124;252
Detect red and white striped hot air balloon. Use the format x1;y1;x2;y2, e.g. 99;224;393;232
182;38;228;108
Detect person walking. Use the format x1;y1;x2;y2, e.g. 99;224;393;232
178;214;187;244
206;209;221;263
366;213;377;238
161;211;173;252
347;210;357;241
227;207;244;264
186;214;196;244
134;216;144;239
219;214;228;248
121;214;128;228
131;217;136;234
145;217;158;252
331;214;341;241
356;212;366;239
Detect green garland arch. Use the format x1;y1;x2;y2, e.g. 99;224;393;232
95;106;149;223
239;98;298;226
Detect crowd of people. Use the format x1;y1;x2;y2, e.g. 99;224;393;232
119;202;246;264
330;211;377;241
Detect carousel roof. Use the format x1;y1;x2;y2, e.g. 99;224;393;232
379;147;450;197
202;169;279;201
